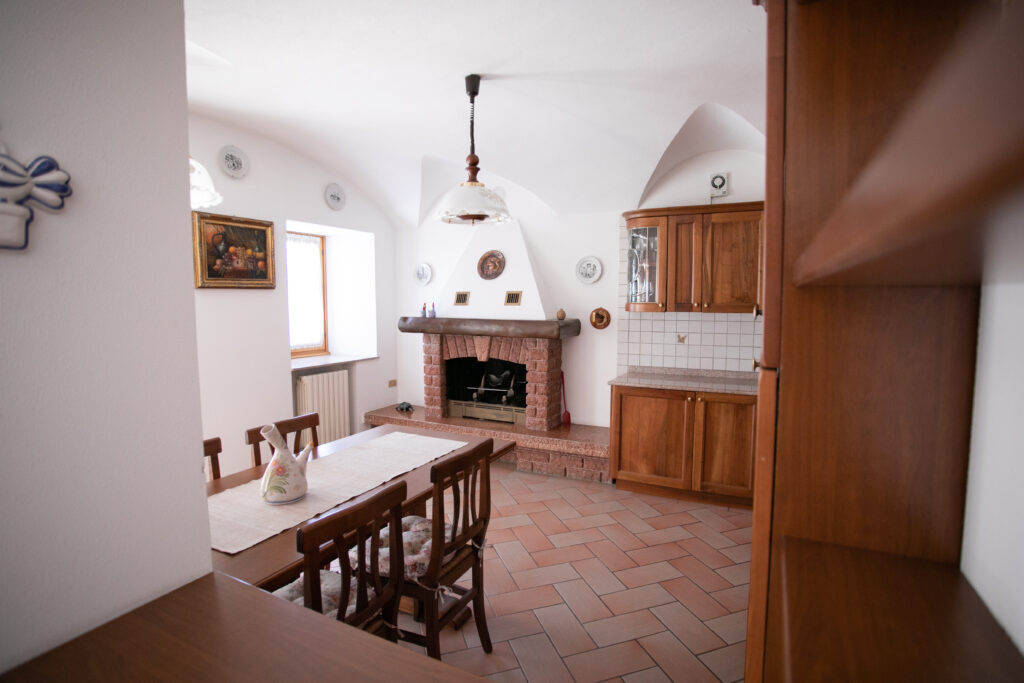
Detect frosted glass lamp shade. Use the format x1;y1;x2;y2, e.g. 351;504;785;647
189;157;223;210
435;182;510;225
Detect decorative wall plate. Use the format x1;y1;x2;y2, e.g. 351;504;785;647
218;145;249;179
575;256;602;283
415;262;432;285
477;250;505;280
324;182;346;211
590;307;611;329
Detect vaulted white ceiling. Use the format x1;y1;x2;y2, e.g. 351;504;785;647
184;0;766;226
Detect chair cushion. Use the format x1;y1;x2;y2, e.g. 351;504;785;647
271;569;373;619
350;515;453;580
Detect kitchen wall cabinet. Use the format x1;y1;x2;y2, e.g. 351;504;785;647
610;385;755;501
624;202;763;314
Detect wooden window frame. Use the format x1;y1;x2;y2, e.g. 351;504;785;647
288;231;329;358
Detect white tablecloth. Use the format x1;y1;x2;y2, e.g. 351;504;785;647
208;431;467;554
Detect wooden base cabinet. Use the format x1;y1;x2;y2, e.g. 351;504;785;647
610;386;755;501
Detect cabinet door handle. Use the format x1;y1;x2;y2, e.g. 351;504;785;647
752;358;761;371
696;396;703;402
753;304;761;320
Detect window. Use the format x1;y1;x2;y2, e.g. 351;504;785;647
287;231;328;357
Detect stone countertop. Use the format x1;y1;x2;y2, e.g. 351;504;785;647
609;367;759;395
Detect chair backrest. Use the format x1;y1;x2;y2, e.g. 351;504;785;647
295;480;406;633
203;437;222;480
244;412;321;467
426;439;492;579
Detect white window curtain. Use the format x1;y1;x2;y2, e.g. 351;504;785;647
287;232;326;352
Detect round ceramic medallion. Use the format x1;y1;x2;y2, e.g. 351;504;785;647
218;145;249;179
575;256;602;284
590;307;611;329
324;182;346;211
415;263;432;285
477;250;505;280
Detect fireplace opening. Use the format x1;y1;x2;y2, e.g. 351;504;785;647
446;357;527;425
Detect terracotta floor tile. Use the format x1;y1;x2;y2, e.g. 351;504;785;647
583;489;633;503
486;669;527;683
638;631;720;683
720;543;751;564
616;561;684;589
531;544;594;568
669;556;733;593
699;642;746;683
645;511;700;530
677;537;735;569
571;557;626;595
723;526;753;545
499;479;533;499
533;603;597;656
554;579;613;623
601;584;677;615
513;524;556;553
704;609;747;645
558;487;594;508
583;609;666;647
491;488;517;509
635;525;695;546
575;499;627;516
509;633;574;683
618;496;663;519
660;576;728;620
484;557;520;595
441;641;519;676
496;501;554;517
623;668;672;683
512;562;580;590
490;514;538;531
684;522;736;549
487;527;519;545
514;489;567;504
716;561;750;586
528;509;571;535
489;585;563;616
542;497;583;521
463;610;543;650
484;546;499;560
710;584;749;613
609;509;657;534
599;523;647;551
627;542;690;566
562;641;656;683
494;540;539;572
563;512;617;531
688;507;738;532
547;527;605;548
586;539;638;571
651;499;706;514
650;602;727;655
722;509;753;527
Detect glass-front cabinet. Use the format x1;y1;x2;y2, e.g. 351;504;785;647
625;216;667;311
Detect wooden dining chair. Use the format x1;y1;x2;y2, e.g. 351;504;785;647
203;437;222;481
395;439;493;659
244;412;321;466
271;480;406;640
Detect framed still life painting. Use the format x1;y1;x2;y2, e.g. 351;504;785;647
192;211;275;288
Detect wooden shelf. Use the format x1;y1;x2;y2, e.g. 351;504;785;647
793;6;1024;286
397;316;581;339
769;537;1024;681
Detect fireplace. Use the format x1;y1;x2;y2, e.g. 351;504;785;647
398;317;581;431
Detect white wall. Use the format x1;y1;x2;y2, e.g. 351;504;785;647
640;149;766;209
0;1;211;670
961;194;1024;651
189;115;398;474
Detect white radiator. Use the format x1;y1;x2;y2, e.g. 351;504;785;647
296;370;351;443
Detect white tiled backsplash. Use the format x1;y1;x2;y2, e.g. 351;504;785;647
616;231;764;376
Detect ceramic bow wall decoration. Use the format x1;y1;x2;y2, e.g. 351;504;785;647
0;148;72;250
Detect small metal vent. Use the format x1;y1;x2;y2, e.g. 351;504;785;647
454;291;470;305
505;291;522;306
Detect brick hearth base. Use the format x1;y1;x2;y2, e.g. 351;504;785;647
364;405;610;482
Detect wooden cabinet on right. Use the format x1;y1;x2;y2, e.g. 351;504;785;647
610;385;756;502
624;202;763;314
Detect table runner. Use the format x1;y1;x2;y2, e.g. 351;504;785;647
208;431;467;554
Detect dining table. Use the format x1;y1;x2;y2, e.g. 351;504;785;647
208;423;513;590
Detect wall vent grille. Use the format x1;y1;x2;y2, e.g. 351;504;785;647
454;291;470;305
505;291;522;306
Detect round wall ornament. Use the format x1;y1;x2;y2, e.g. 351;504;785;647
217;145;250;179
590;307;611;329
575;255;602;284
415;263;432;285
477;250;505;280
324;182;346;211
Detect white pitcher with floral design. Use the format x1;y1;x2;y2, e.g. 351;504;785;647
258;425;311;504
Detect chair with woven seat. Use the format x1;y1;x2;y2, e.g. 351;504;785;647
395;439;493;659
245;412;320;466
271;480;406;640
203;437;222;481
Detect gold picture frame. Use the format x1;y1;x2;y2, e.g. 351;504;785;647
192;211;275;288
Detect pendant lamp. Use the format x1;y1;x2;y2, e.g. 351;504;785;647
435;74;510;225
189;157;223;210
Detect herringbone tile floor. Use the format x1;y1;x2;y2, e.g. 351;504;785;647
398;462;751;682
